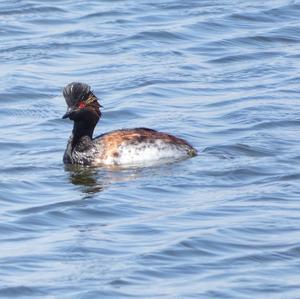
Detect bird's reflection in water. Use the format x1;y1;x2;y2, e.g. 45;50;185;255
64;164;143;195
64;164;105;194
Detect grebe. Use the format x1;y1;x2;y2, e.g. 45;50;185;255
62;82;197;166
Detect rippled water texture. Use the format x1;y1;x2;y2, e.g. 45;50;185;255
1;0;300;298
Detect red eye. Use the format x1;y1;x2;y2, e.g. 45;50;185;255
78;101;85;109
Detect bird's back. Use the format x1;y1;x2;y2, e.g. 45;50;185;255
92;128;197;166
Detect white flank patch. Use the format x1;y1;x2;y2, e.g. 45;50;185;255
102;139;189;166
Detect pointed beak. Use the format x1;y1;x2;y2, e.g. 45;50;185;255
62;107;76;119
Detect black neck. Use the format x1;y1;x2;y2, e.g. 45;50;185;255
71;109;99;150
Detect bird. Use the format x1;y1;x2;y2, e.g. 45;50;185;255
62;82;197;167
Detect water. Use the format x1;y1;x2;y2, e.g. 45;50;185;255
1;0;300;298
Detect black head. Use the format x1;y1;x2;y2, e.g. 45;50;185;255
62;82;102;149
62;82;102;120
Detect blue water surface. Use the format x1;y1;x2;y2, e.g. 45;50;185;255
1;0;300;298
